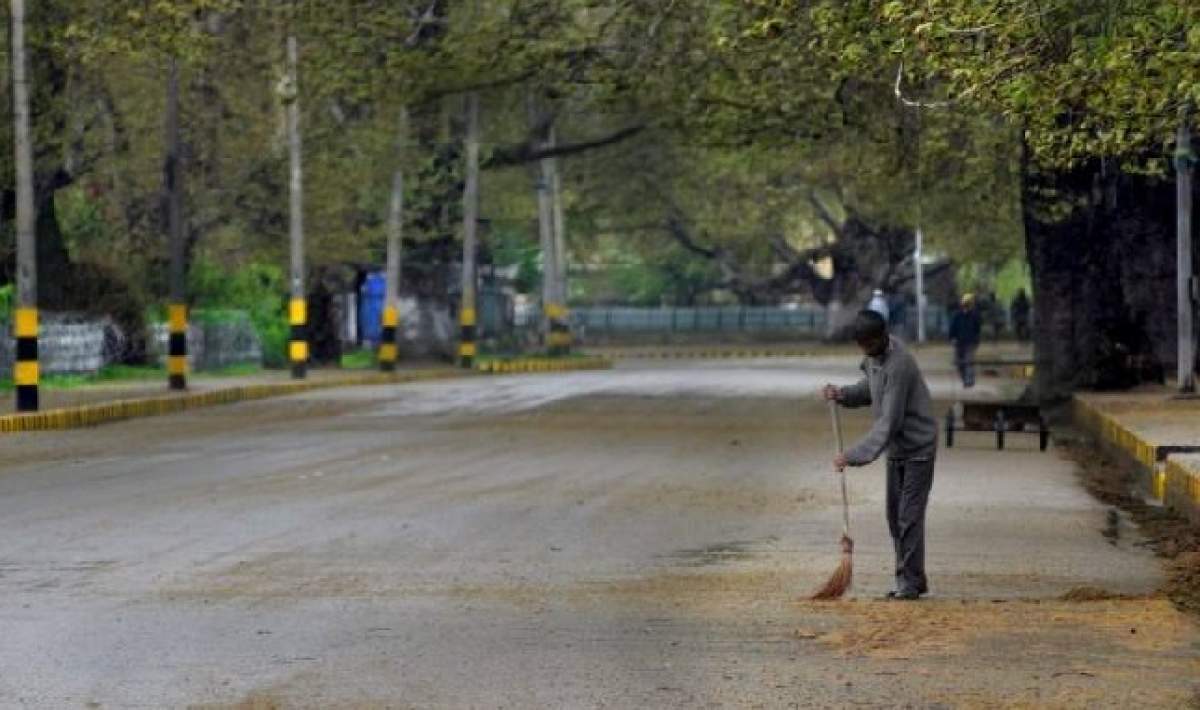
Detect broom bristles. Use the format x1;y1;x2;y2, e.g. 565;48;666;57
810;535;854;600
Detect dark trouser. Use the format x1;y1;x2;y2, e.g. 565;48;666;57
954;343;977;388
886;457;935;595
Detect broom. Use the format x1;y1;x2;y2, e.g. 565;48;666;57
811;399;853;600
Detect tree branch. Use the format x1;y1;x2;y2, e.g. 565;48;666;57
807;191;844;237
485;123;647;168
894;60;953;110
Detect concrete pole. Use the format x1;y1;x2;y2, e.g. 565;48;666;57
286;33;307;379
11;0;38;412
165;57;188;390
459;92;481;369
915;226;926;344
1176;118;1195;392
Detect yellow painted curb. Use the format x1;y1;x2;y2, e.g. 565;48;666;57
0;369;473;435
599;348;813;361
1072;397;1200;524
0;358;617;434
475;356;612;375
1072;398;1159;470
0;358;617;435
1164;457;1200;524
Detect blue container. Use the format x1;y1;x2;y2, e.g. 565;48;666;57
359;272;387;344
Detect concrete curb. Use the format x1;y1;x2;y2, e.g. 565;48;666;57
1073;397;1200;519
0;356;612;434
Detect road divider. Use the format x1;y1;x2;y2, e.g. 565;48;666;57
0;355;612;434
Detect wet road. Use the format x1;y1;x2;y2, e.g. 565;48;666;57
1;356;1196;707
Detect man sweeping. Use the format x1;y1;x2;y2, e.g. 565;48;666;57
822;310;938;600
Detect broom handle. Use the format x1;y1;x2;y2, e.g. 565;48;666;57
828;400;850;536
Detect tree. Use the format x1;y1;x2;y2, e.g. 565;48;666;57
883;0;1200;398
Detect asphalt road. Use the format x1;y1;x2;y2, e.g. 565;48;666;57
1;355;1197;708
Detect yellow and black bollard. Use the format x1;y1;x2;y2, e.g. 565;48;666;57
167;304;188;390
459;306;476;369
14;307;38;412
289;297;308;379
546;303;571;356
379;305;398;372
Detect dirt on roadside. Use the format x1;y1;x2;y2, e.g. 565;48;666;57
1061;438;1200;617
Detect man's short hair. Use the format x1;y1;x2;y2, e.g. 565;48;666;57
853;309;888;343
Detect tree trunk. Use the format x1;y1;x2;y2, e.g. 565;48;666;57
286;33;307;379
165;57;188;389
458;92;481;368
1023;154;1198;404
1176;118;1196;392
549;127;571;354
380;107;408;371
11;0;37;411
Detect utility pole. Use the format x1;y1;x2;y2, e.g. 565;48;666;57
380;108;408;373
286;33;307;379
459;93;481;369
914;226;926;344
165;57;188;390
11;0;38;412
1176;116;1195;393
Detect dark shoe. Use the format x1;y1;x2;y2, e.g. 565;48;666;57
886;590;921;601
882;589;922;599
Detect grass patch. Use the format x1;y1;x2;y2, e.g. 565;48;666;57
198;362;263;378
0;361;265;392
340;348;377;370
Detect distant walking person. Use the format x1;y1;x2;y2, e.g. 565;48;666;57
867;288;889;322
949;294;982;388
823;310;938;600
984;292;1003;342
1011;289;1031;342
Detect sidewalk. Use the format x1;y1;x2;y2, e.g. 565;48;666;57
1074;389;1200;523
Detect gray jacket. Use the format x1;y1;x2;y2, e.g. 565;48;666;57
838;337;937;465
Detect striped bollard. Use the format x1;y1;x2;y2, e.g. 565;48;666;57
14;307;38;412
168;304;188;390
459;307;476;369
289;298;308;379
379;305;398;372
546;303;571;356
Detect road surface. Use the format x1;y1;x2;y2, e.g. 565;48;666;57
1;354;1197;708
